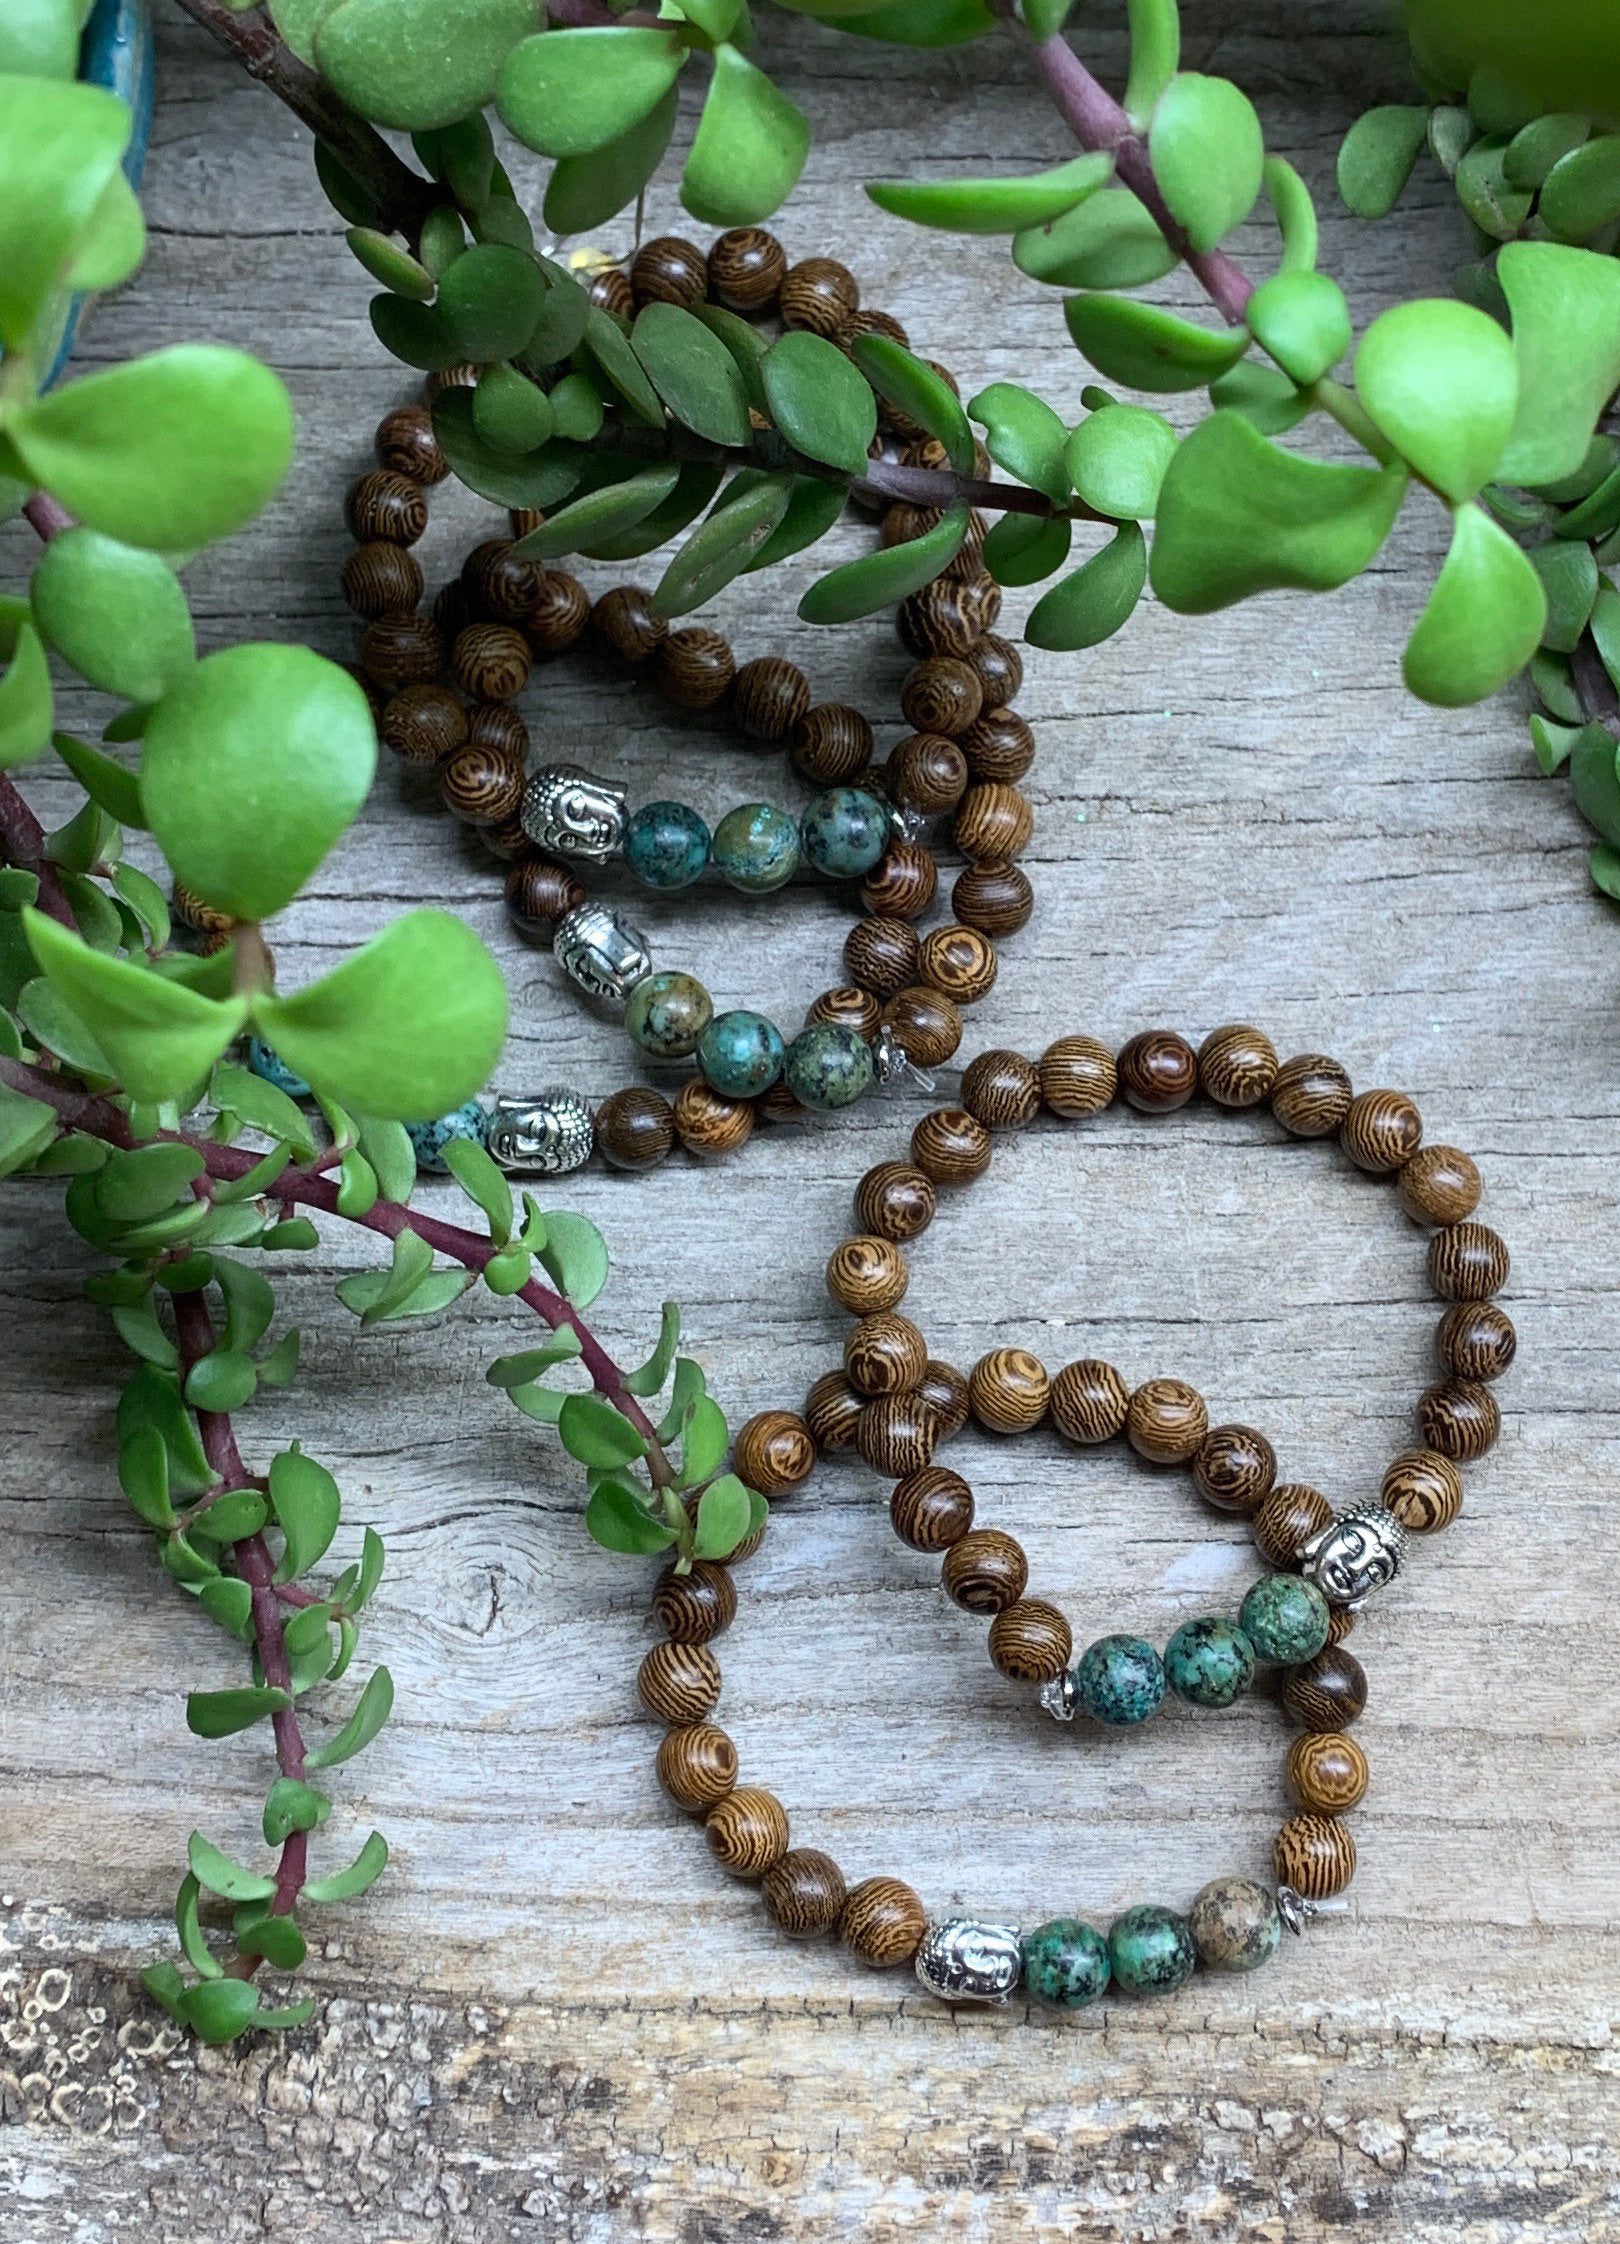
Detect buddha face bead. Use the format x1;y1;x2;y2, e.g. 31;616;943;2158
654;1559;737;1644
845;1311;928;1398
953;781;1033;864
637;1639;721;1726
910;1106;992;1188
1108;1904;1196;1996
1074;1634;1166;1724
375;402;448;484
861;839;938;920
1281;1644;1367;1731
1437;1299;1516;1382
856;1389;937;1476
1165;1615;1256;1708
1024;1917;1110;2007
707;225;786;312
1272;1053;1353;1137
842;1876;926;1968
1118;1029;1198;1114
792;704;875;786
594;1087;675;1173
801;787;890;878
706;1785;790;1879
441;740;524;826
1298;1501;1409;1610
968;1347;1050;1434
657;1722;739;1812
505;857;586;938
697;1009;785;1100
520;766;628;864
881;985;963;1069
360;612;444;692
1251;1480;1333;1566
405;1099;487;1173
346;469;427;544
553;904;653;1008
1126;1377;1208;1464
590;585;666;667
1428;1221;1510;1301
1038;1034;1116;1119
732;655;811;740
623;800;711;891
1399;1142;1481;1226
854;1159;936;1241
826;1234;909;1316
962;1048;1042;1129
901;657;982;737
965;631;1022;708
914;1918;1024;2005
1286;1731;1369;1814
625;971;713;1062
710;801;800;893
890;1465;974;1551
1274;1812;1355;1900
381;682;466;765
781;255;858;336
952;859;1033;935
988;1598;1073;1683
1198;1023;1279;1108
528;569;590;656
1050;1358;1130;1445
1239;1573;1332;1663
1188;1878;1281;1974
763;1848;847;1939
342;539;424;619
845;913;921;998
462;538;538;623
942;1527;1028;1614
485;1090;595;1176
1193;1424;1277;1516
631;233;708;309
1418;1375;1500;1459
673;1077;755;1160
783;1022;876;1113
732;1410;815;1499
452;621;530;700
1341;1086;1423;1174
1380;1446;1463;1533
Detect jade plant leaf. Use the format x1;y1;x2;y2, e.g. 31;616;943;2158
1244;270;1350;388
586;1476;679;1555
31;529;194;703
543;88;678;235
1336;103;1429;218
23;908;246;1101
1494;243;1620;490
850;333;974;470
1024;522;1147;649
800;504;970;624
1353;299;1518;502
315;0;538;133
1014;188;1176;291
1065;294;1249;393
632;303;752;447
472;364;556;456
512;464;682;560
1402;502;1547;707
0;75;129;352
968;381;1068;501
1122;0;1178;116
0;623;53;770
1540;135;1620;243
653;472;793;617
762;331;878;474
1065;402;1176;519
1147;73;1264;254
1571;722;1620;846
495;25;683;157
1503;113;1590;191
866;151;1111;233
980;512;1072;586
682;45;810;227
431;390;585;511
435;244;544;365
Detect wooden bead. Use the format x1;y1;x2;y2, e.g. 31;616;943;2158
657;1723;738;1812
1428;1221;1509;1301
728;1411;812;1499
989;1598;1073;1684
919;1359;970;1441
1286;1732;1369;1814
896;577;990;660
1272;1053;1352;1137
586;266;633;318
673;1078;754;1161
1039;1035;1116;1119
1282;1646;1367;1730
961;1049;1041;1130
1198;1023;1278;1109
861;840;937;920
707;226;786;313
1418;1377;1500;1460
805;1368;864;1452
881;501;944;549
1251;1481;1333;1566
732;655;811;740
841;1876;926;1968
1437;1299;1516;1382
653;1560;737;1644
890;1466;974;1551
855;1160;936;1242
508;507;545;541
855;1390;937;1476
1193;1424;1276;1516
780;256;858;337
637;1640;721;1726
844;914;921;997
170;881;234;935
848;307;909;348
470;700;528;757
968;1347;1050;1434
881;985;963;1068
380;682;466;764
593;1086;675;1172
346;469;426;544
826;1235;909;1316
1050;1359;1131;1445
763;1848;846;1938
792;704;874;785
462;537;538;623
845;1312;928;1398
481;814;531;863
965;632;1022;708
528;569;590;657
910;1105;992;1187
631;233;708;310
423;361;478;399
952;859;1032;935
375;402;448;484
1118;1029;1198;1114
888;732;967;815
1126;1377;1208;1462
505;857;586;936
1326;1606;1358;1646
901;657;982;738
451;622;530;700
652;626;735;711
432;579;470;641
942;1528;1028;1614
590;585;666;667
342;539;423;619
1273;1812;1356;1899
960;708;1036;784
439;739;523;826
706;1785;789;1879
1381;1447;1464;1533
1399;1143;1481;1226
953;782;1033;864
918;924;997;1007
1341;1087;1423;1174
808;984;882;1043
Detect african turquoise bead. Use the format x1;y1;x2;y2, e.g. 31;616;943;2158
711;802;800;893
1188;1876;1281;1974
699;1008;784;1098
1107;1904;1196;1996
624;800;711;890
782;1022;874;1111
800;786;890;878
1074;1634;1165;1726
247;1036;311;1099
406;1100;487;1172
1164;1616;1256;1709
1022;1918;1110;2008
625;970;713;1060
1238;1573;1332;1665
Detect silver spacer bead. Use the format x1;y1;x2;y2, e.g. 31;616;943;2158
1276;1884;1352;1936
484;1089;595;1175
1039;1669;1077;1723
871;1022;937;1099
552;903;653;1011
519;764;628;864
913;1918;1023;2005
884;798;930;846
1297;1499;1410;1611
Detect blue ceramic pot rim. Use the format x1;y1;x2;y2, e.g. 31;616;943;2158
44;0;156;389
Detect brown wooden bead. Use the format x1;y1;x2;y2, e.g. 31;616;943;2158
845;1312;928;1398
1282;1645;1367;1730
462;538;538;624
505;857;586;936
673;1078;754;1161
953;782;1033;864
451;622;530;700
805;1368;865;1452
792;704;874;785
1418;1377;1500;1460
733;1410;816;1497
360;612;443;692
841;1876;926;1968
910;1105;992;1188
780;256;858;336
881;985;963;1068
890;1466;974;1551
481;813;532;860
1326;1606;1358;1646
806;985;882;1045
346;469;427;545
440;739;524;826
653;1560;737;1644
1118;1029;1198;1114
1039;1034;1116;1119
1341;1087;1423;1174
989;1599;1073;1684
528;569;590;657
508;507;545;541
952;859;1033;935
631;233;708;310
1193;1424;1276;1516
1399;1143;1481;1227
1286;1732;1369;1815
707;225;786;313
1380;1447;1464;1533
170;881;234;935
1198;1023;1278;1109
844;915;921;997
1126;1377;1208;1463
881;500;944;549
942;1527;1029;1614
848;307;909;348
901;657;982;738
1252;1481;1333;1566
888;732;968;816
1273;1812;1356;1900
657;1723;738;1812
967;1347;1049;1435
1437;1299;1516;1383
732;655;811;740
859;841;938;925
763;1848;846;1938
650;626;735;711
960;708;1036;784
379;682;466;764
1428;1221;1509;1301
586;266;633;318
962;1048;1041;1130
706;1785;789;1879
919;1360;970;1441
594;1086;675;1172
590;585;666;667
896;577;989;660
965;632;1022;709
423;360;479;399
826;1234;909;1316
342;539;423;619
918;925;997;1009
637;1639;721;1726
1050;1359;1130;1445
432;579;470;640
854;1160;936;1242
855;1390;937;1476
1272;1053;1353;1137
470;700;529;758
375;402;448;484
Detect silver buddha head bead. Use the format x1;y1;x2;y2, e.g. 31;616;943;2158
484;1090;595;1176
519;765;628;864
914;1918;1023;2006
1297;1500;1409;1610
552;904;652;1010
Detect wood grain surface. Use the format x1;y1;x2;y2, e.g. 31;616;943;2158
3;4;1617;2238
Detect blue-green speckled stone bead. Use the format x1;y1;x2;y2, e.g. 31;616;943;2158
247;1037;311;1099
406;1100;488;1173
782;1022;874;1112
1108;1904;1197;1996
1023;1918;1111;2008
1238;1573;1331;1665
1164;1616;1256;1709
625;970;713;1060
800;787;890;878
711;801;800;893
699;1009;784;1098
624;801;711;890
1074;1634;1166;1725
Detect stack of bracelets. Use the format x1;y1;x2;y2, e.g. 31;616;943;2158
635;1023;1512;2007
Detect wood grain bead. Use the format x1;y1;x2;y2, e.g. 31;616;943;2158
508;507;545;541
1428;1221;1510;1301
505;857;586;937
342;539;423;618
854;1160;936;1242
590;585;665;667
896;577;990;660
960;708;1036;784
1437;1299;1517;1382
880;501;944;549
1193;1424;1276;1516
845;1312;928;1398
732;655;811;740
346;469;426;545
706;226;786;313
1286;1732;1369;1814
763;1849;846;1938
855;1390;937;1476
910;1105;991;1188
733;1410;816;1497
439;739;524;826
1381;1447;1464;1533
379;682;466;764
657;1723;738;1812
1038;1035;1116;1119
860;840;937;921
631;233;708;310
1198;1023;1278;1109
918;1359;970;1441
481;814;532;862
637;1640;721;1726
807;984;882;1043
888;731;967;815
1272;1053;1353;1137
650;626;735;711
423;360;479;398
952;859;1033;935
1251;1482;1334;1566
432;579;470;641
805;1368;864;1453
673;1078;754;1161
844;915;921;998
1399;1143;1481;1226
705;1786;789;1879
594;1086;675;1172
890;1466;974;1551
1418;1377;1500;1460
375;402;448;484
470;700;529;757
653;1560;737;1644
881;985;963;1068
1126;1377;1208;1463
918;924;997;1007
451;622;529;700
1273;1813;1356;1899
989;1599;1073;1684
942;1528;1028;1614
965;632;1021;708
841;1876;926;1968
1118;1029;1198;1114
826;1235;909;1316
527;569;590;657
847;307;909;348
953;782;1033;863
1326;1606;1358;1645
961;1049;1041;1130
170;881;234;935
1341;1087;1423;1174
1050;1359;1130;1445
360;612;443;692
1282;1646;1367;1730
462;538;538;624
586;266;633;317
780;256;858;336
792;703;874;785
968;1347;1050;1434
901;657;982;738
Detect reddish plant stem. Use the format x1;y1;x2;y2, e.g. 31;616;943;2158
0;773;75;929
24;493;73;541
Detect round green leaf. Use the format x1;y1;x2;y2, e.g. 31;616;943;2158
632;303;752;447
1122;0;1178;116
346;226;435;301
1336;104;1429;219
0;622;53;771
1148;73;1264;254
800;504;969;625
1014;188;1175;291
1064;403;1177;519
370;291;462;372
315;0;539;132
866;151;1111;234
1541;135;1620;243
1244;270;1350;387
472;364;556;456
543;87;678;235
692;1473;753;1560
141;646;374;923
762;331;878;475
850;333;974;472
682;44;811;227
967;381;1068;502
31;530;195;702
1528;538;1599;652
0;0;81;77
1495;241;1620;490
513;463;682;560
1502;112;1589;191
1064;294;1249;393
1354;299;1518;502
0;76;128;352
22;908;246;1101
980;512;1072;587
1572;723;1620;847
1208;360;1310;435
436;244;544;365
579;306;666;428
1402;502;1547;707
1455;134;1532;240
1024;522;1147;650
431;387;585;509
585;1476;678;1556
495;25;683;157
